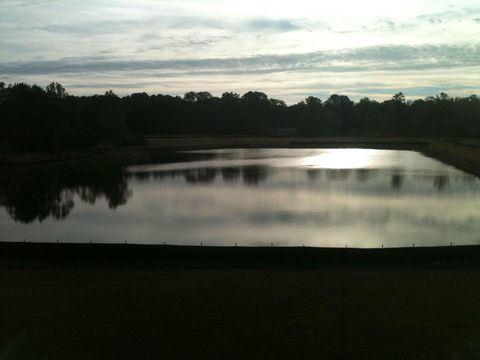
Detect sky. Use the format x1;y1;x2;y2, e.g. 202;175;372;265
1;0;479;103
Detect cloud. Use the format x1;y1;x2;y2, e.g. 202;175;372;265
362;19;398;32
415;6;480;26
18;16;304;37
350;85;480;97
1;43;478;76
20;16;228;36
246;18;302;32
2;0;58;6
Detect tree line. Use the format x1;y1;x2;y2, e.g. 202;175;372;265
1;81;480;152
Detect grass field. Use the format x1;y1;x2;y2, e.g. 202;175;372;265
1;243;480;360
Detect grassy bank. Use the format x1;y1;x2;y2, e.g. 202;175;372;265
146;135;430;150
2;242;480;268
2;243;480;360
423;139;480;178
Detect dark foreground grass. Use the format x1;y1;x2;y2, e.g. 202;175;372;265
2;242;480;267
1;243;480;360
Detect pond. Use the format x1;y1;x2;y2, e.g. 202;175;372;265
1;148;480;248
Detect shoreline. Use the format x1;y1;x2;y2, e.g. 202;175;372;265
1;136;428;165
2;242;480;268
2;136;480;177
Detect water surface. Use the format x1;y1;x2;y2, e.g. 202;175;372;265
1;148;480;247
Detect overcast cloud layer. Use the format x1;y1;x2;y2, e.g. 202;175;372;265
1;0;479;102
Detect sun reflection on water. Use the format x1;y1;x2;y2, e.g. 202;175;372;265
303;149;382;169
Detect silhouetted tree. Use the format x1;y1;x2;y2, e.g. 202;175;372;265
325;94;354;135
2;81;480;152
306;96;322;106
184;91;213;103
46;82;68;98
